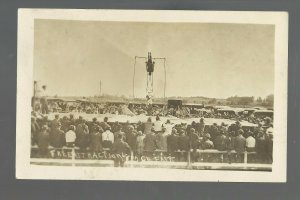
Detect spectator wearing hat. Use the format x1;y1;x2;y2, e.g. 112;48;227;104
76;121;90;150
256;131;267;163
68;114;76;126
50;122;65;148
155;127;168;152
209;123;219;143
167;129;179;158
50;114;60;130
225;131;235;164
114;127;125;141
201;133;214;162
143;128;156;156
31;117;40;146
266;133;273;164
40;85;49;114
37;125;50;157
215;130;227;151
196;118;205;137
100;117;110;131
60;116;70;133
102;126;114;149
189;128;200;162
201;133;214;150
111;134;131;167
234;129;246;163
144;117;153;135
125;125;137;157
90;126;103;153
75;116;84;126
177;130;189;161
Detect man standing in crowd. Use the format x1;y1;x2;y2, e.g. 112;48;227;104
136;131;145;161
245;131;256;152
266;131;273;164
155;127;168;153
90;126;103;153
189;128;199;162
234;129;246;163
37;125;50;157
215;130;227;162
209;123;219;144
69;114;76;126
196;118;205;137
31;117;40;145
102;126;114;149
114;127;125;141
177;130;189;161
201;133;214;150
162;119;173;136
50;122;65;148
143;127;157;156
167;129;179;159
256;130;267;163
215;130;226;151
111;134;131;167
100;117;110;131
144;117;153;135
125;126;137;158
65;125;76;147
201;133;214;162
76;120;90;150
153;116;163;133
40;85;49;114
50;114;60;130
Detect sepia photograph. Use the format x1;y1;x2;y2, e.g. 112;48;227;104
16;9;288;182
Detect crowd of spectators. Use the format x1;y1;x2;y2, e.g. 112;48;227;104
31;112;273;164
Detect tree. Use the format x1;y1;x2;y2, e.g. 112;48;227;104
265;94;274;106
257;96;263;103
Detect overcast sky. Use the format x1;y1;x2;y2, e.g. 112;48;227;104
34;19;274;99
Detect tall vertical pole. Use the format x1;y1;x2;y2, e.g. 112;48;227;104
164;58;166;99
100;80;102;96
33;81;37;98
133;56;137;98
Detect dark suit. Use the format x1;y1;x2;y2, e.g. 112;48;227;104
234;135;246;163
111;140;131;167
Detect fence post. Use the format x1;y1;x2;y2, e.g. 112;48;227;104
130;151;134;168
244;151;248;164
187;150;191;168
72;147;76;167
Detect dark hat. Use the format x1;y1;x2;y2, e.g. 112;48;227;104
92;117;97;122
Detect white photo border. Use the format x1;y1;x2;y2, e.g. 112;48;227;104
16;9;288;182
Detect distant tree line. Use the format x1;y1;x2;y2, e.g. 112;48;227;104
226;94;274;107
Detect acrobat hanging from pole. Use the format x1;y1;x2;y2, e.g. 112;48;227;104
145;52;155;98
132;52;166;105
